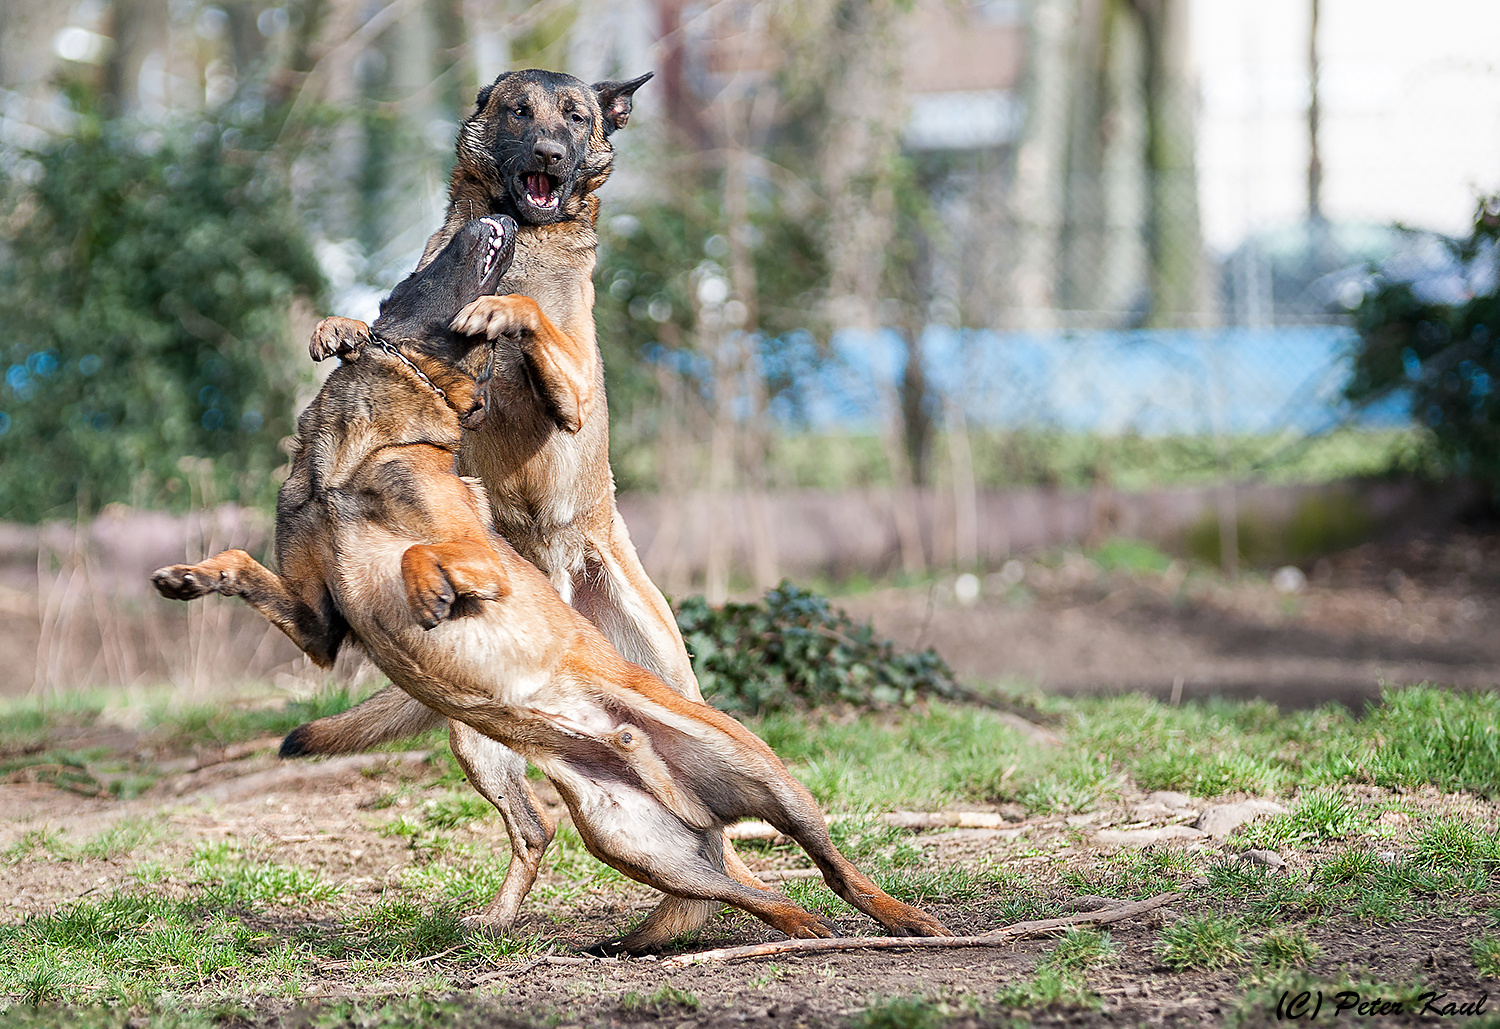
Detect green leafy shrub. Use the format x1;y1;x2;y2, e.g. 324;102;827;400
676;581;959;715
0;87;323;522
1346;197;1500;483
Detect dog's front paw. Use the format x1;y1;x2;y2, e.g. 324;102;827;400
151;564;229;601
451;294;537;341
309;316;371;362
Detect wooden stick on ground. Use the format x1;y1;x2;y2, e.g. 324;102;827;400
658;892;1180;969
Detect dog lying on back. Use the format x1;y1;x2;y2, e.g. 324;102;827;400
152;217;950;954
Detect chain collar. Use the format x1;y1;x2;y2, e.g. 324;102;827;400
371;333;498;414
372;335;447;402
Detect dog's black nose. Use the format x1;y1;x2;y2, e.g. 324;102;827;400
534;139;566;168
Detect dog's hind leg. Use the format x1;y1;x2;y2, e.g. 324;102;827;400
573;515;699;700
580;828;835;956
151;550;347;668
448;721;554;930
572;519;773;936
741;775;951;939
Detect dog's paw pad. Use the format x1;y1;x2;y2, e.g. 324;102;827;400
151;566;214;600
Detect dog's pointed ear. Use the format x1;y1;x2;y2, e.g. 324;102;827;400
592;72;652;135
476;71;514;114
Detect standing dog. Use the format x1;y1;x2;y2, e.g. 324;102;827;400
152;218;950;954
289;69;764;947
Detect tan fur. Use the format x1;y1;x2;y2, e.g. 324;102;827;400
152;349;950;954
288;71;764;943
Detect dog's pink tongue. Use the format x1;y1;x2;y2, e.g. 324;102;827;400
527;173;554;206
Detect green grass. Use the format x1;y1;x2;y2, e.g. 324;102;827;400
1234;789;1371;850
619;985;699;1014
1048;927;1117;970
1474;934;1500;979
854;995;962;1029
1064;685;1500;799
1255;926;1320;972
992;928;1114;1011
1158;913;1246;971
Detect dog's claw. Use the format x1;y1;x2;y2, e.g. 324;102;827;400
151;565;220;601
411;578;456;629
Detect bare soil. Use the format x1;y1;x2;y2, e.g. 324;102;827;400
841;531;1500;710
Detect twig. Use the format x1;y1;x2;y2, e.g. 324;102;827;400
658;892;1180;969
410;944;464;967
470;954;617;984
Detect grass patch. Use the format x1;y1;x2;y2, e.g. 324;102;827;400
1235;789;1370;850
76;817;163;860
188;841;343;906
620;985;700;1015
1474;934;1500;979
1063;685;1500;800
995;964;1099;1010
1255;926;1320;972
854;995;960;1029
1159;913;1246;971
1049;927;1116;971
1063;846;1197;901
317;898;467;961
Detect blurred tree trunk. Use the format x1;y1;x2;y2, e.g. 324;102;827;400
724;120;778;592
105;0;169;115
804;0;931;556
1008;0;1074;329
1060;0;1105;313
1129;0;1208;326
1098;0;1150;318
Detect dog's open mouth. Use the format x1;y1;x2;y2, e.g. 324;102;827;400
523;173;560;211
477;217;509;282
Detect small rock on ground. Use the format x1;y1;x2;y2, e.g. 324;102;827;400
1194;799;1288;838
1239;848;1286;869
1095;823;1206;847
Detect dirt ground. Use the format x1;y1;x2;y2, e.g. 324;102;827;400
840;530;1500;711
2;729;1497;1026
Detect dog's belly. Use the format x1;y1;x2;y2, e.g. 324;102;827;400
325;531;558;712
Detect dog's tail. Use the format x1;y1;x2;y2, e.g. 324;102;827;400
280;685;444;757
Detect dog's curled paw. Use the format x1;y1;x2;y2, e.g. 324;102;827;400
409;577;456;630
151;564;224;601
450;294;536;341
309;316;370;362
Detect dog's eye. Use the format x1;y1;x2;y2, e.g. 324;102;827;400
513;105;528;118
570;111;587;125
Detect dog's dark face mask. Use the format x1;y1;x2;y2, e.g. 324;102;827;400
461;69;651;226
372;215;516;429
375;215;517;345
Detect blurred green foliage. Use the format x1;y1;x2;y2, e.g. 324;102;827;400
677;580;957;715
0;88;323;522
594;188;826;486
1347;197;1500;484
